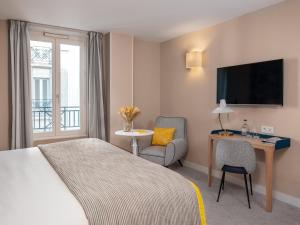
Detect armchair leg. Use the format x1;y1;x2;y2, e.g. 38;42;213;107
178;160;183;167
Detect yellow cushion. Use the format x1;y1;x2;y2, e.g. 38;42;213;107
151;127;176;146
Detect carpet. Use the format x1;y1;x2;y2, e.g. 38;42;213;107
171;165;300;225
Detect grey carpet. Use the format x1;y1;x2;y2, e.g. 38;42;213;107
171;165;300;225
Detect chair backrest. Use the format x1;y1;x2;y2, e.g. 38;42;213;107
216;139;256;173
155;116;187;140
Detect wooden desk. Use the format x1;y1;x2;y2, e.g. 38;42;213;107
208;134;277;212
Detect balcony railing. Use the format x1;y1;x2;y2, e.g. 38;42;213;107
32;99;52;108
32;106;53;132
31;46;52;65
32;99;80;132
61;107;81;129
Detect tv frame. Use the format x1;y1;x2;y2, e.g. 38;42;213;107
216;59;284;106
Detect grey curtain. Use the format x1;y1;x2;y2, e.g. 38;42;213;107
10;20;33;149
87;32;107;140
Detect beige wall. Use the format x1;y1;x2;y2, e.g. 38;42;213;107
0;20;10;150
109;33;160;150
160;0;300;198
109;33;134;150
133;38;160;129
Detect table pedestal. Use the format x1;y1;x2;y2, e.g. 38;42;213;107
131;137;138;156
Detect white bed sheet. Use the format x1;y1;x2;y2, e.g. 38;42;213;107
0;147;88;225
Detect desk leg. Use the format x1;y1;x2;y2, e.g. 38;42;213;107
265;148;274;212
132;137;138;156
208;137;213;187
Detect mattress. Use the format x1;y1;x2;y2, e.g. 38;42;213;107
0;148;88;225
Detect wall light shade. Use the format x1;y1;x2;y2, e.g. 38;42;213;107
186;51;202;68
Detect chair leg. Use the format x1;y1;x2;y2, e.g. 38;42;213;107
178;160;183;167
249;174;253;195
217;171;225;202
244;174;251;209
222;172;225;190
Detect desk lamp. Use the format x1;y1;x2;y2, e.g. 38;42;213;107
212;99;233;136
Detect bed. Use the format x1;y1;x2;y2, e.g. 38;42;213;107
0;138;205;225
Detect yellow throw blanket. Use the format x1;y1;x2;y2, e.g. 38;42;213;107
191;182;207;225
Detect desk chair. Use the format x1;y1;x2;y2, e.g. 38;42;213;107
216;139;256;208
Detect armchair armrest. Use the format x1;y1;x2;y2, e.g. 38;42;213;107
165;138;187;166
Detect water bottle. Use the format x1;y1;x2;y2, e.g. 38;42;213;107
241;119;249;136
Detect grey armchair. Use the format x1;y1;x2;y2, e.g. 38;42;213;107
139;116;187;166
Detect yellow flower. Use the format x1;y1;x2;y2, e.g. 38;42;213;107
118;105;141;122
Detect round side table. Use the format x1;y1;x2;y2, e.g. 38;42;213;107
115;129;154;156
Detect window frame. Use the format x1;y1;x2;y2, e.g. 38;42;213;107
30;29;87;140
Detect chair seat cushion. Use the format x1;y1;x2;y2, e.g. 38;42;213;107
222;165;248;174
139;146;165;157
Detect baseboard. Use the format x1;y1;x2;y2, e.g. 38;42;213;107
183;160;300;209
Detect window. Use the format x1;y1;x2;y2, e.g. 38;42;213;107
30;32;86;139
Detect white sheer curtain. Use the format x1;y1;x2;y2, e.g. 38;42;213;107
10;20;33;149
87;32;107;140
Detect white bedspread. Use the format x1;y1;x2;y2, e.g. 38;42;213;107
0;148;88;225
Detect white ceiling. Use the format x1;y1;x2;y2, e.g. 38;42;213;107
0;0;284;42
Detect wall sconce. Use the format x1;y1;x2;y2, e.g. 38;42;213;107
186;51;202;69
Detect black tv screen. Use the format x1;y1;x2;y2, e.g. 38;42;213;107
217;59;283;105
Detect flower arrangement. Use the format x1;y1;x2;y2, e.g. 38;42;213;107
119;105;141;131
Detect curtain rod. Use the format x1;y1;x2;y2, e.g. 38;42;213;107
30;21;107;35
9;19;107;36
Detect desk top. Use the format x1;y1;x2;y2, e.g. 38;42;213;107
210;130;290;151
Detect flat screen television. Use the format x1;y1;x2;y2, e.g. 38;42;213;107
217;59;283;105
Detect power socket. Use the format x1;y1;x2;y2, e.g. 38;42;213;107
261;125;274;134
